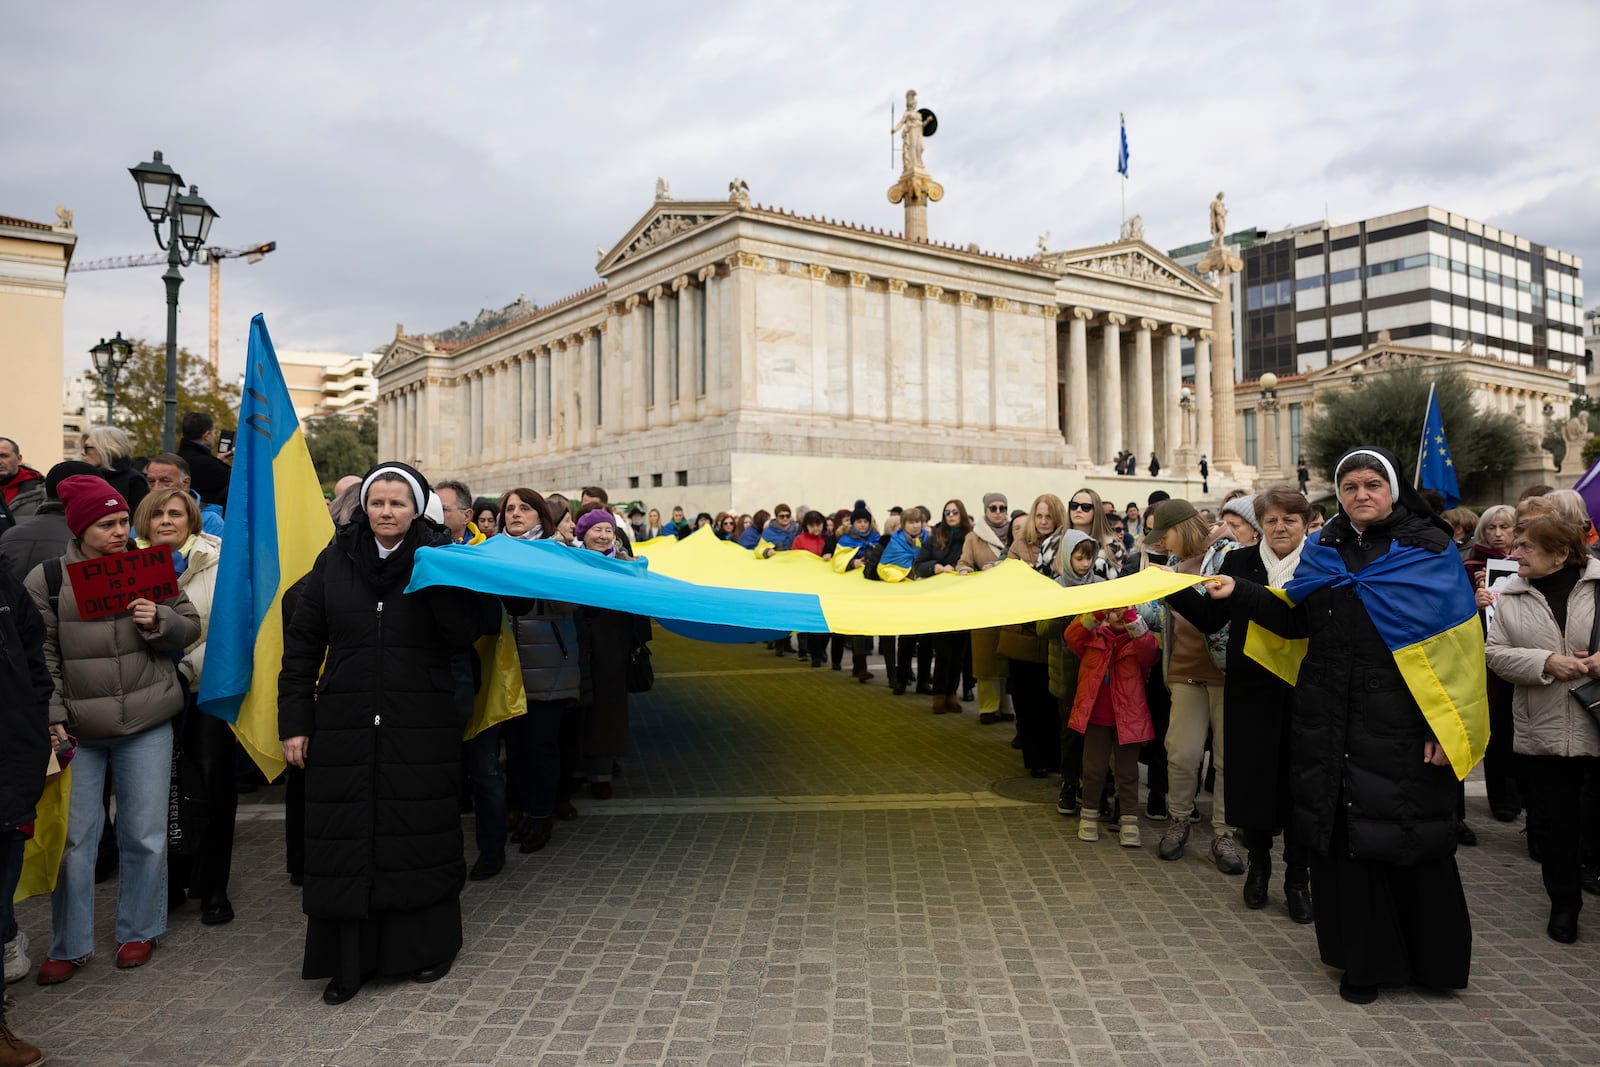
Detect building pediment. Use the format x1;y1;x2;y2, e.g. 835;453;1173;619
372;335;432;378
596;202;736;274
1045;241;1220;301
1308;342;1575;387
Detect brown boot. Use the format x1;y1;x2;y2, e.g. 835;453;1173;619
0;1022;43;1067
945;694;963;713
932;695;948;715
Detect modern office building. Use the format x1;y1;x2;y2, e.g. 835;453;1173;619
1172;206;1585;384
276;349;378;422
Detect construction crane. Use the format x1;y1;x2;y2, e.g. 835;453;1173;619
69;241;277;375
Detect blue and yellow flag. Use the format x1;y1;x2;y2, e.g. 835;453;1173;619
198;315;334;780
1418;384;1460;509
1245;535;1489;780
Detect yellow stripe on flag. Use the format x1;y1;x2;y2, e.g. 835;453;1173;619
15;766;69;903
1392;615;1490;780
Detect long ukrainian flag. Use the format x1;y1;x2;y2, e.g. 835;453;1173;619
198;315;333;780
1244;534;1489;780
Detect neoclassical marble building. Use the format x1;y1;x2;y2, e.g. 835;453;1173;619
374;185;1228;513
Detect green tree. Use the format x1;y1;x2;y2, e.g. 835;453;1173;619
1583;433;1600;471
103;339;242;456
1303;365;1527;502
303;409;378;493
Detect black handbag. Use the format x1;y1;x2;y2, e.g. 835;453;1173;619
1569;585;1600;723
626;643;654;693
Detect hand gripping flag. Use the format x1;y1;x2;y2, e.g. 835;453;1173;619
198;315;334;780
1417;383;1461;509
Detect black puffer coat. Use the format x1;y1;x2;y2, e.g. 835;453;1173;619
0;567;51;834
912;527;967;578
1233;508;1459;865
279;516;495;922
1167;544;1294;834
503;597;579;705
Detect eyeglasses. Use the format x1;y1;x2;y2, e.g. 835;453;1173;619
1068;501;1094;512
776;512;791;519
943;508;961;516
986;504;1007;512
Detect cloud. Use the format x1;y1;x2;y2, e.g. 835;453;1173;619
2;0;1596;385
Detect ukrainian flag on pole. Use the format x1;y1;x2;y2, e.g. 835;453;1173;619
198;314;333;780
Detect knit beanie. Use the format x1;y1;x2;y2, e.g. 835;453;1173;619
574;509;616;543
45;461;99;501
58;474;129;537
982;491;1006;510
850;498;872;523
1222;495;1261;533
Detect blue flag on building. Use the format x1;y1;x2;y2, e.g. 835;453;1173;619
198;315;333;780
1417;383;1461;509
1117;114;1130;177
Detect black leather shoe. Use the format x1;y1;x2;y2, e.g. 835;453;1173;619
200;895;235;925
469;850;505;881
412;958;453;984
323;979;359;1005
518;817;553;854
1338;977;1378;1005
1455;822;1478;847
1285;878;1315;925
1243;860;1270;910
1548;908;1579;944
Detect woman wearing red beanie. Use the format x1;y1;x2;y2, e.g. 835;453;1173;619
29;475;200;985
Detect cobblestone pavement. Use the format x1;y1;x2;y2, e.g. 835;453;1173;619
9;633;1600;1065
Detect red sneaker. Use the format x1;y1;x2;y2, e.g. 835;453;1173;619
35;957;84;985
115;940;155;969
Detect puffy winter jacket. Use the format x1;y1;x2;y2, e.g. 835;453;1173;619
504;598;580;704
26;540;199;739
0;567;51;833
1064;615;1159;745
0;503;71;584
1485;558;1600;759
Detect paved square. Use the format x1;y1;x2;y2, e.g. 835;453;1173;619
8;633;1599;1065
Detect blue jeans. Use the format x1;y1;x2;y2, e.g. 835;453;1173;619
51;725;172;960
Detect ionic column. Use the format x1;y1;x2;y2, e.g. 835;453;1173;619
519;352;536;449
625;296;646;430
884;278;909;423
1100;313;1127;464
845;271;870;420
727;253;759;410
953;290;977;429
485;364;503;462
986;296;1010;431
538;346;554;455
1162;325;1187;466
600;314;621;435
1194;329;1215;463
673;276;697;421
1067;308;1092;460
1132;318;1157;462
808;265;831;414
921;284;944;426
697;266;721;417
649;285;669;426
550;339;568;451
396;391;409;464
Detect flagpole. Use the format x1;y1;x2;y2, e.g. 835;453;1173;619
1415;382;1435;489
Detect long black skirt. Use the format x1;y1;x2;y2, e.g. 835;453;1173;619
1310;809;1471;990
301;895;462;987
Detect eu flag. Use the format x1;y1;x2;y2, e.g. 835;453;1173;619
198;315;334;779
1418;383;1461;509
1117;114;1130;177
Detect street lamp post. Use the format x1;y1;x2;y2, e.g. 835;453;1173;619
1259;372;1281;477
89;332;134;428
128;151;218;452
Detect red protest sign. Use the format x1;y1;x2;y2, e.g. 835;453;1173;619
66;545;180;620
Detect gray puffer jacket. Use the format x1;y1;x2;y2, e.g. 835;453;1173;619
26;540;201;739
505;597;579;705
1485;558;1600;759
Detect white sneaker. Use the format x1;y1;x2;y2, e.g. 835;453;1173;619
1077;814;1100;842
3;931;29;983
1119;816;1142;848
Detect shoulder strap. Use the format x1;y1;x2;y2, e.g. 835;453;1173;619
43;556;62;617
1589;582;1599;654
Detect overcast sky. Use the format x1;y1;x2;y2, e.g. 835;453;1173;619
4;1;1596;383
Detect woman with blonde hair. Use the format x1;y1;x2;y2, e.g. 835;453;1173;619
81;425;149;512
1008;494;1066;576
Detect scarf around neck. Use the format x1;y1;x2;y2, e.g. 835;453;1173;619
1258;534;1306;588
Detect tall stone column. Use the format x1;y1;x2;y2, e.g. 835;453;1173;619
884;278;909;423
538;347;554;455
697;267;721;417
673;276;697;422
727;253;760;409
1198;234;1243;472
808;265;831;415
1132;319;1157;462
1194;330;1214;463
1162;325;1187;468
1099;313;1127;465
1067;308;1092;462
566;335;584;449
920;284;944;426
846;271;870;421
550;339;568;452
624;296;646;431
649;286;669;427
519;352;536;449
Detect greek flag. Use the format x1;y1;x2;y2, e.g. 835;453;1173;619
1117;114;1130;177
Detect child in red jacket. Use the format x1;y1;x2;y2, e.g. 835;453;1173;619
1064;607;1160;847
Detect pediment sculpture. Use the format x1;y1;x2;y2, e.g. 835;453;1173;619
617;213;718;263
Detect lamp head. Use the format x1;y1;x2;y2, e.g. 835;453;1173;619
129;151;183;225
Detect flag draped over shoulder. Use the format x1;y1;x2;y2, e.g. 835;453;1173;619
1418;385;1461;509
1244;535;1489;780
197;315;333;780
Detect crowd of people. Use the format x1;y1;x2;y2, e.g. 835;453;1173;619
0;418;1595;1061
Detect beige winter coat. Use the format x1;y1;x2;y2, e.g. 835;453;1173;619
26;540;200;740
1484;558;1600;758
138;532;221;688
